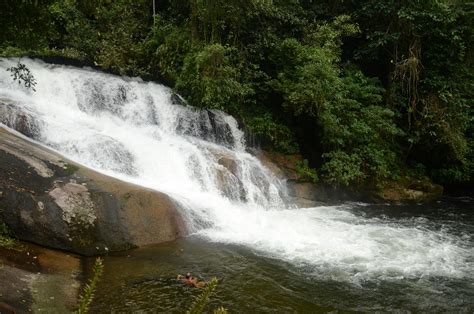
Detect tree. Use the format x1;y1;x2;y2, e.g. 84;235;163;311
176;43;252;113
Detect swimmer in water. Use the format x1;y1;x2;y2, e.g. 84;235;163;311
177;272;207;288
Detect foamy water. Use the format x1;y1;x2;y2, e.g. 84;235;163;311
0;58;472;283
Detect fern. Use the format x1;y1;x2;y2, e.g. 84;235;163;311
213;306;229;314
75;257;104;314
186;277;227;314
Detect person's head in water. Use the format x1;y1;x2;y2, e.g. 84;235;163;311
185;272;192;279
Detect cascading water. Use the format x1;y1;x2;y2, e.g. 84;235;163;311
0;58;472;285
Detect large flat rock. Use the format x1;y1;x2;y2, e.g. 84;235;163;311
0;127;186;256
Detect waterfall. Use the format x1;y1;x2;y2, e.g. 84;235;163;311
0;58;471;283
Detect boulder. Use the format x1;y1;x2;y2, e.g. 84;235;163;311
253;150;302;180
174;106;236;149
215;168;246;201
215;153;246;201
217;155;238;176
252;150;329;206
0;100;41;138
0;127;185;256
375;180;444;203
286;181;328;204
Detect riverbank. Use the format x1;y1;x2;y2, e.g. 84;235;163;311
257;150;445;206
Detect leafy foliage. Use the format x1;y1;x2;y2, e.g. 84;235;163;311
319;68;403;185
76;257;104;314
0;222;15;249
295;159;318;183
349;0;473;184
272;15;358;116
176;44;252;112
213;307;229;314
245;113;299;154
0;0;471;187
7;61;37;91
272;37;340;116
186;277;227;314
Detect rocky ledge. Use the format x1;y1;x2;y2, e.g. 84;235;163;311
375;180;444;203
0;127;186;256
255;150;443;205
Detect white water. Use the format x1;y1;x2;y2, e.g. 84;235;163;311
0;58;472;282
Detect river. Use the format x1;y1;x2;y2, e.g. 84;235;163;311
87;197;473;313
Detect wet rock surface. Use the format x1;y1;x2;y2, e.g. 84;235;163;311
254;150;330;206
0;127;185;256
175;107;237;149
254;150;302;180
204;147;247;201
286;181;329;204
0;242;81;313
376;180;444;203
0;100;42;139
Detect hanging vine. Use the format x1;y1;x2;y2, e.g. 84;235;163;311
393;39;422;129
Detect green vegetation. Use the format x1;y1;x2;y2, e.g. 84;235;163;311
295;159;318;183
76;257;104;314
186;277;227;314
0;222;15;249
0;0;472;188
6;60;37;91
60;163;79;177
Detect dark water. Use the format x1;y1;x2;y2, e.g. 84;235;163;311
87;197;473;313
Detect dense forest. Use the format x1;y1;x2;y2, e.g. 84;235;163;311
1;0;472;189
